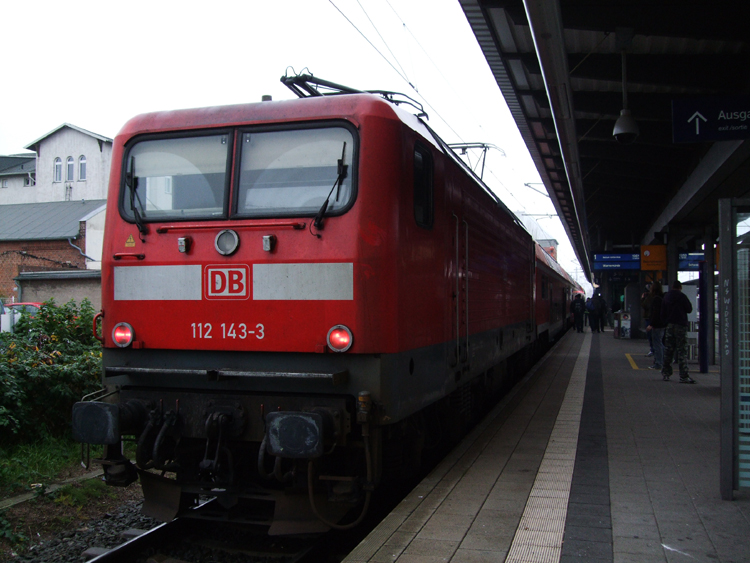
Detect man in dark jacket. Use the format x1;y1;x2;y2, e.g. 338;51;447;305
660;280;695;383
589;292;603;333
570;294;585;333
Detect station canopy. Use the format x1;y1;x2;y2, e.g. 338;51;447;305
460;0;750;279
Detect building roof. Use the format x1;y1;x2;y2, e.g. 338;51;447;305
0;200;106;241
14;269;101;281
0;155;35;175
24;123;113;153
0;157;36;177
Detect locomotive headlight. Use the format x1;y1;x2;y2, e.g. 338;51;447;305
215;229;240;256
327;325;353;352
112;322;135;347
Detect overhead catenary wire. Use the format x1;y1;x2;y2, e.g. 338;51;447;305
384;0;470;108
355;0;413;88
327;0;410;85
328;0;464;142
328;0;560;243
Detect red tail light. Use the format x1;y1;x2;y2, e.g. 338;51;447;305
327;325;353;352
112;322;134;347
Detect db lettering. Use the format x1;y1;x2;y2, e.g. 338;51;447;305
205;266;249;299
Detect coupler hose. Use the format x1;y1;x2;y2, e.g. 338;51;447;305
136;412;161;469
257;434;273;479
307;431;372;530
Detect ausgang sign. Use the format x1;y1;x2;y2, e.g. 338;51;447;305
672;96;750;143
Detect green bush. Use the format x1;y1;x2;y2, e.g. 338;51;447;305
0;299;102;444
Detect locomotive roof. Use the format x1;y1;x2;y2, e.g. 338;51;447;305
115;91;528;237
116;94;439;150
535;242;575;286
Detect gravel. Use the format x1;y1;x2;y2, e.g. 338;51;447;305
12;500;158;563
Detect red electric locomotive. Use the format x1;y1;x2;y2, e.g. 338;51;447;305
73;74;578;533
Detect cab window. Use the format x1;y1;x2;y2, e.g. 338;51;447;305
414;144;433;229
122;134;231;222
235;126;355;218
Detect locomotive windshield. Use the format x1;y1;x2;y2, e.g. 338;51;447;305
235;127;354;218
121;125;356;223
122;134;230;221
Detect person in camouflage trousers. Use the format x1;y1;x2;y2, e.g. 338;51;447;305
660;280;696;383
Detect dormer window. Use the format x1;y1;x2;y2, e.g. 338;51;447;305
54;158;62;182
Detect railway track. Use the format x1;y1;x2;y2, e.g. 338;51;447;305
80;474;424;563
86;516;318;563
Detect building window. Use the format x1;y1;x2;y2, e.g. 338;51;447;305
1;180;7;188
67;157;75;181
24;175;35;186
54;158;62;182
79;155;87;181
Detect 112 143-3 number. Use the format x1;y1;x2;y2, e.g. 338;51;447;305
191;323;265;339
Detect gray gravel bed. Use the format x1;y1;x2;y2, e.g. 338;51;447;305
13;500;158;563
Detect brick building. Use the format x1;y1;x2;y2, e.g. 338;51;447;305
0;124;111;304
0;200;106;302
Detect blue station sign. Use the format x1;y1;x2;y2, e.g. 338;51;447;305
679;252;705;271
593;253;640;271
593;261;641;271
672;96;750;143
593;254;640;262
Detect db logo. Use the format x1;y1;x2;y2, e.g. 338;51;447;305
204;265;250;300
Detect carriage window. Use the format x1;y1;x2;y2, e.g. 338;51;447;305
122;135;230;221
414;144;433;229
236;127;355;218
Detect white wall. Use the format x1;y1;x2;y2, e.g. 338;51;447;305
28;127;112;204
85;208;106;269
0;158;36;201
0;175;27;192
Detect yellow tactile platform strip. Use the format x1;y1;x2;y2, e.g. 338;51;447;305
505;333;590;563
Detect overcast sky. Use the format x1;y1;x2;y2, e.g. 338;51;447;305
2;0;589;290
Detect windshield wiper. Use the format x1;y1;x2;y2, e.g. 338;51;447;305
125;156;148;241
313;142;348;233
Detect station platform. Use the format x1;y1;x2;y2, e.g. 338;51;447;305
343;329;750;563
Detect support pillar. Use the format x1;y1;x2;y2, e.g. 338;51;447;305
703;226;716;366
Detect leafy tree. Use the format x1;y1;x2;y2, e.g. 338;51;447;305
0;299;101;444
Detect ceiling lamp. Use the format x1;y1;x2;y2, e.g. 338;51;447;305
613;50;639;144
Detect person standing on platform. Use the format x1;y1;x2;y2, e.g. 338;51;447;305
646;283;666;370
589;292;602;333
641;284;654;357
598;296;608;332
571;294;585;333
660;280;696;383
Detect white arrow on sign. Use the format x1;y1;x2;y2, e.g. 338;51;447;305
688;111;707;135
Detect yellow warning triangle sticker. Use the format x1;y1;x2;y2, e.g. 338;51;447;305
125;234;136;247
